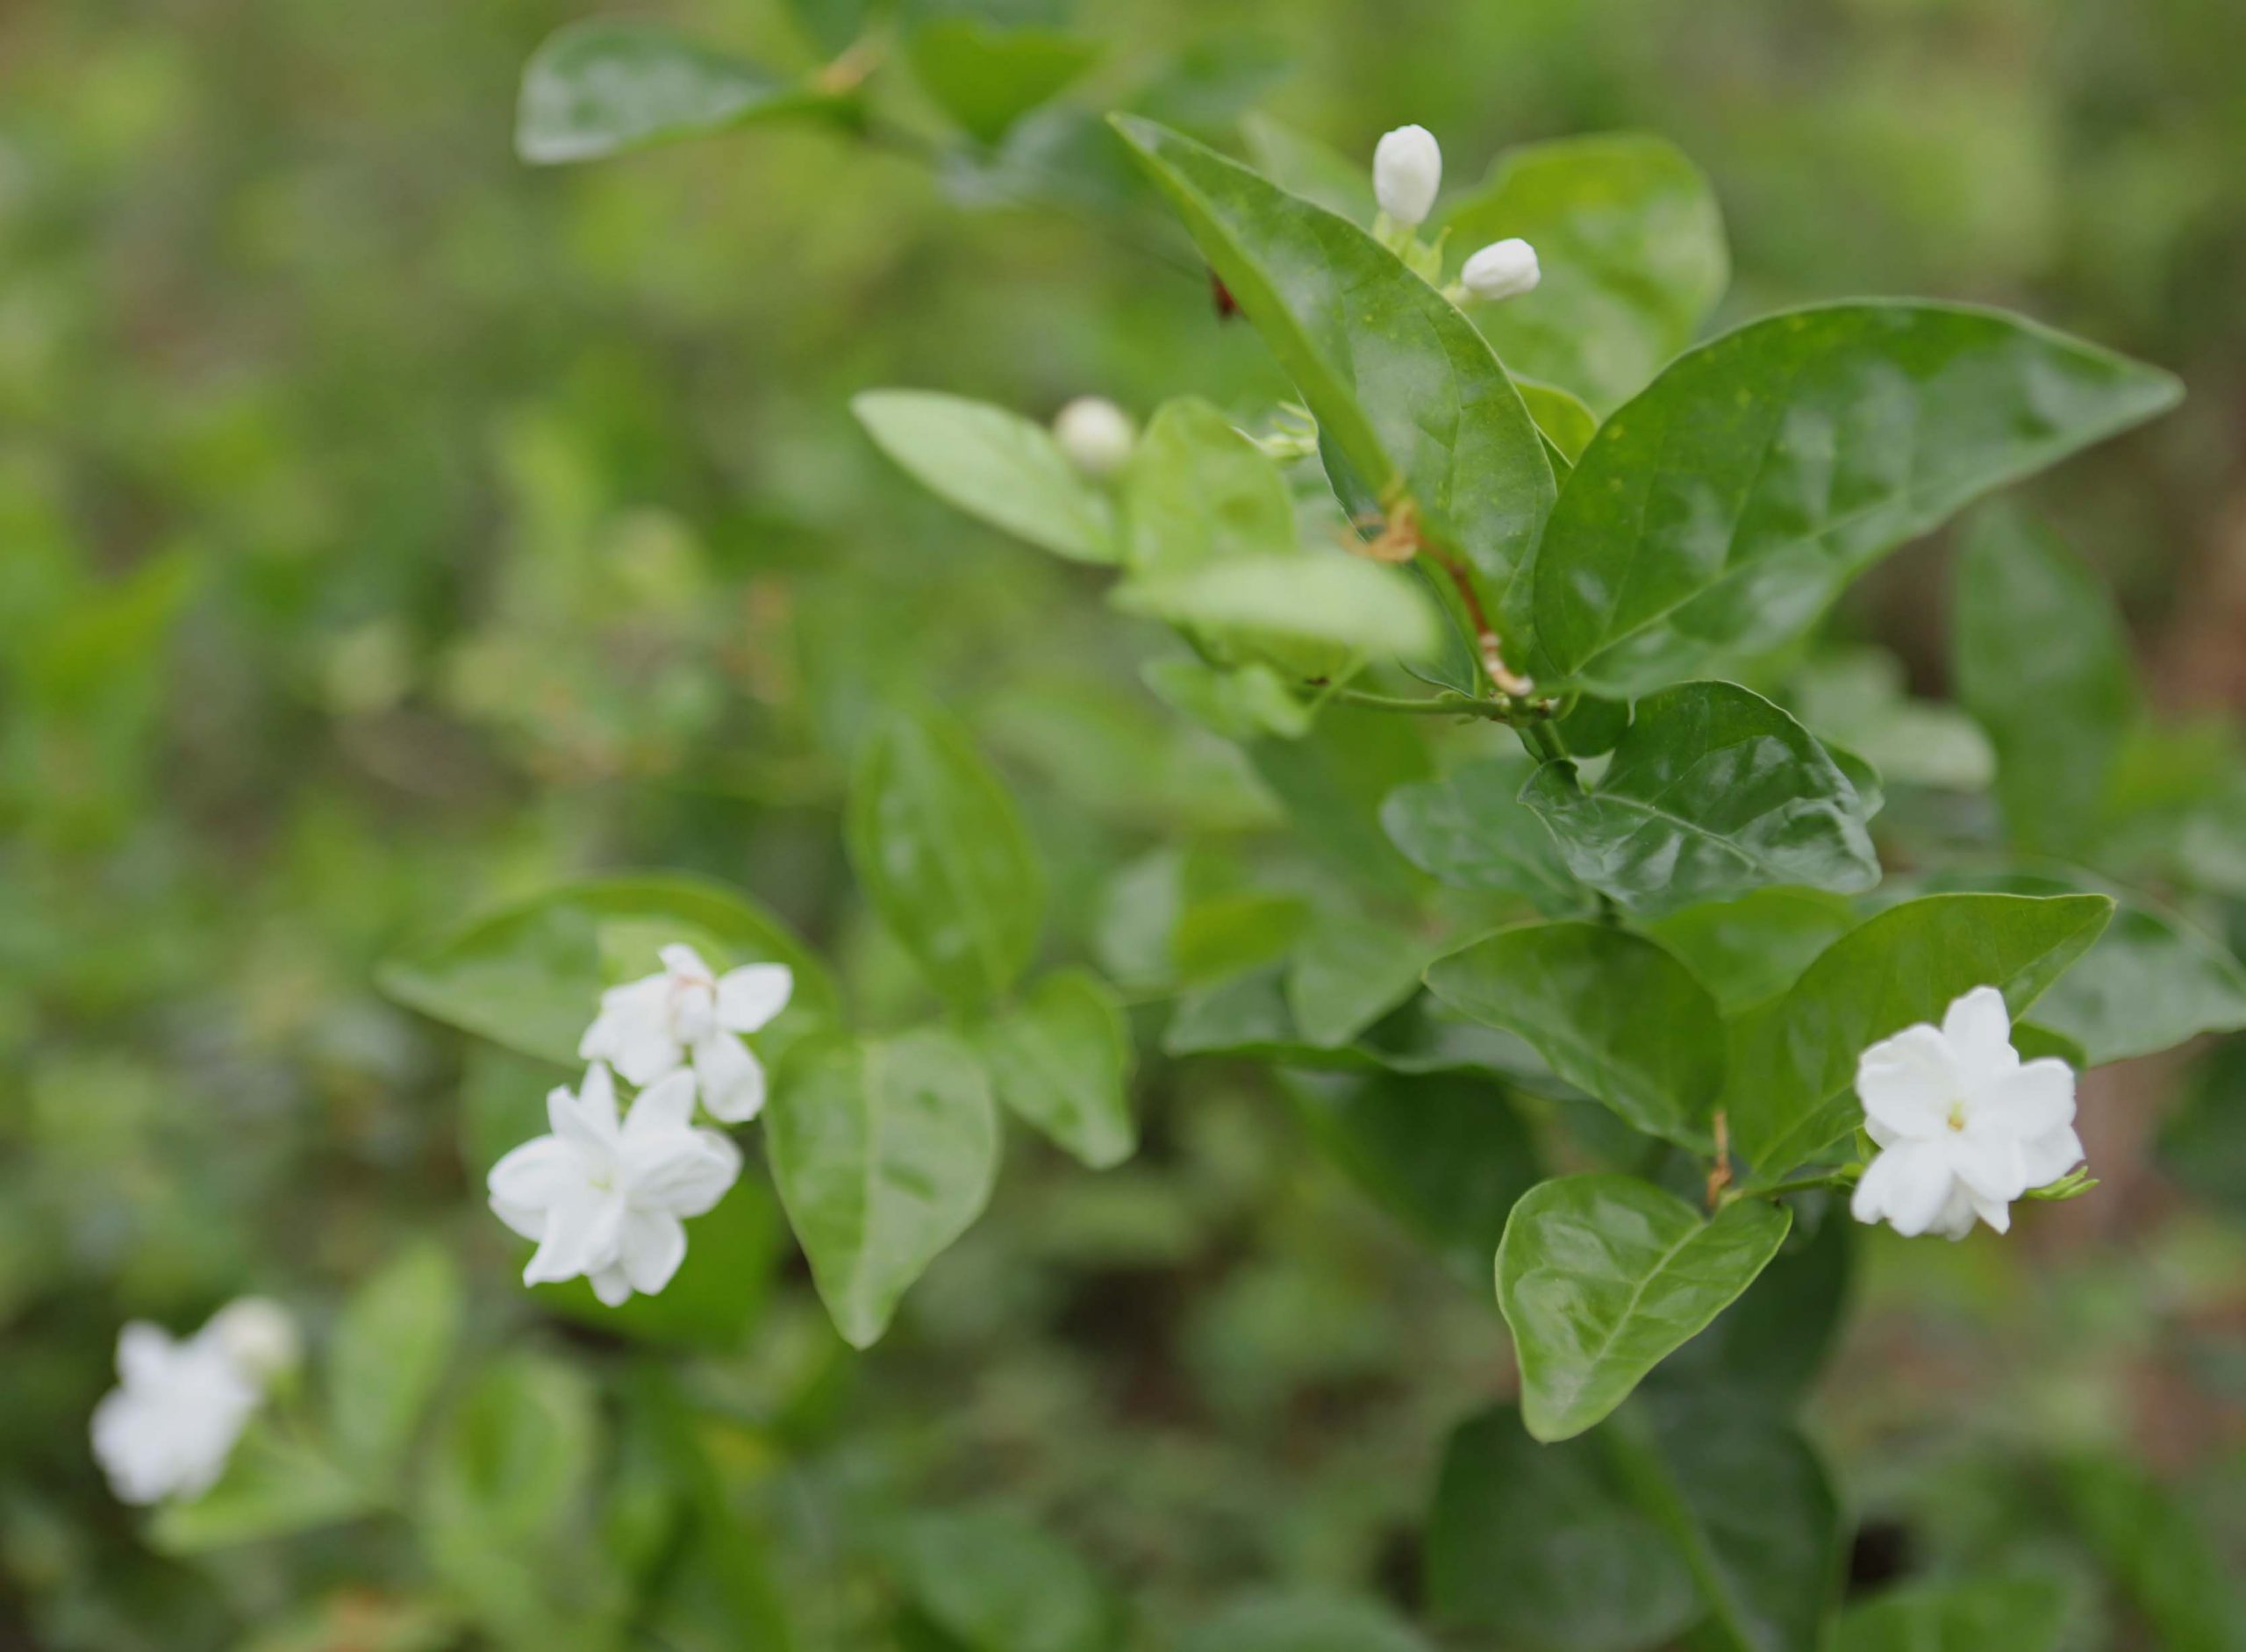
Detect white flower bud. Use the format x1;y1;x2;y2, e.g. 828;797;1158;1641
1372;125;1442;228
206;1297;300;1386
1461;238;1541;302
1052;397;1136;479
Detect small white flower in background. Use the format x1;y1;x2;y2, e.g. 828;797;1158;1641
579;942;791;1124
1052;396;1137;479
489;1062;741;1306
91;1312;273;1505
1460;238;1541;302
205;1296;301;1385
1372;125;1442;227
1850;985;2085;1241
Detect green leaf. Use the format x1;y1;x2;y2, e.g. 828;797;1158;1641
766;1028;1001;1348
1111;115;1556;623
1425;924;1724;1146
848;707;1046;1009
377;874;836;1069
1236;111;1373;222
1527;303;2182;696
1607;1392;1844;1652
1726;892;2114;1181
1115;554;1440;660
1789;646;1995;791
1378;755;1585;915
1647;1202;1852;1405
420;1355;597;1548
538;1182;785;1350
891;1507;1120;1652
1141;656;1313;741
1522;681;1879;915
326;1242;464;1482
1427;1403;1699;1649
148;1431;374;1555
1515;375;1600;463
1955;509;2140;854
854;390;1115;564
1496;1175;1790;1440
1248;705;1433;900
1646;887;1859;1014
785;0;873;56
1119;397;1294;583
516;21;835;165
1834;1576;2069;1652
1283;1069;1541;1284
976;969;1136;1169
1442;132;1729;412
2057;1454;2242;1652
909;20;1097;146
1177;1595;1433;1652
1284;911;1438;1048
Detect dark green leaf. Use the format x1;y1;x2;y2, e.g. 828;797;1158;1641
1647;887;1859;1014
326;1242;464;1482
1646;1198;1852;1406
517;21;835;165
1527;304;2181;695
855;390;1116;564
976;969;1136;1169
1496;1175;1790;1440
848;707;1046;1009
766;1029;1001;1348
1834;1576;2069;1652
1442;132;1729;412
1726;893;2114;1181
1378;754;1585;915
1522;680;1879;915
909;20;1097;146
1426;923;1724;1146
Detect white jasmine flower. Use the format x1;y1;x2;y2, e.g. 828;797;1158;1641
1373;125;1442;227
488;1062;741;1306
579;942;791;1124
205;1297;300;1384
1052;397;1136;479
1849;986;2085;1241
90;1320;261;1505
1461;238;1541;302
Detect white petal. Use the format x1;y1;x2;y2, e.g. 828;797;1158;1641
1949;1127;2031;1204
1852;1140;1955;1238
589;1262;634;1307
609;1013;685;1088
660;943;711;980
624;1069;700;1138
1968;1188;2013;1236
715;963;792;1033
548;1065;621;1147
490;1194;547;1243
1942;985;2021;1089
693;1033;766;1124
487;1135;589;1212
579;976;669;1063
620;1211;689;1296
523;1192;624;1286
2022;1124;2086;1188
1931;1182;1983;1241
624;1130;741;1218
1974;1058;2076;1138
1856;1024;1959;1139
117;1322;175;1387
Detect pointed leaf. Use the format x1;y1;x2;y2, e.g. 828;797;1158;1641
1646;888;1859;1015
517;21;835;165
1515;376;1599;463
976;969;1136;1169
1496;1175;1790;1440
1284;911;1440;1048
1379;755;1585;916
854;390;1115;564
327;1243;463;1482
1115;554;1439;659
909;21;1097;147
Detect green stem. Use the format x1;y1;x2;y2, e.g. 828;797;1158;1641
1722;1169;1857;1205
1319;686;1515;722
1516;719;1568;765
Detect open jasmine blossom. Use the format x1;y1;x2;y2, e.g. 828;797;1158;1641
1850;986;2085;1240
91;1313;271;1505
579;942;791;1123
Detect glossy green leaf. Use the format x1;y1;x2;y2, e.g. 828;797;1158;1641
1608;1391;1844;1652
848;707;1046;1009
1496;1175;1790;1440
1284;1069;1540;1284
1426;924;1724;1145
891;1507;1120;1652
854;390;1115;564
1112;115;1556;619
1237;111;1372;221
1527;303;2182;695
1516;375;1600;463
1177;1594;1433;1652
1378;755;1585;915
326;1242;464;1482
1115;553;1441;660
909;20;1098;146
1284;911;1439;1048
1524;681;1879;914
1956;509;2140;853
1442;132;1729;411
1119;397;1293;583
1647;888;1859;1014
1647;1201;1852;1405
1427;1403;1699;1649
976;969;1136;1169
517;21;834;165
1834;1576;2068;1652
765;1029;1001;1348
377;874;835;1069
1727;893;2114;1181
148;1431;374;1555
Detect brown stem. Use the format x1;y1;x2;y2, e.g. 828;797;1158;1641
1427;547;1535;697
1705;1109;1734;1211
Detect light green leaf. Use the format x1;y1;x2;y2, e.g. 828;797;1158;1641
1378;755;1585;915
148;1431;374;1555
1178;1594;1433;1652
1442;132;1729;412
1237;111;1373;221
891;1506;1120;1652
1112;115;1556;626
1607;1392;1844;1652
1119;397;1294;583
766;1029;1001;1348
1647;887;1859;1014
1790;646;1995;791
848;707;1046;1009
1141;656;1313;741
1116;554;1439;660
1426;924;1724;1146
1727;893;2114;1181
1521;680;1879;915
516;21;835;165
327;1242;464;1482
1284;911;1438;1048
377;875;835;1069
976;969;1136;1169
1427;1403;1699;1648
1955;509;2140;854
1527;303;2182;695
909;20;1098;146
1835;1576;2069;1652
1515;375;1599;463
1170;889;1309;984
1496;1175;1790;1440
420;1355;597;1548
854;390;1115;564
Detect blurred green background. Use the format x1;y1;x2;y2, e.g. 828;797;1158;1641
4;0;2244;1646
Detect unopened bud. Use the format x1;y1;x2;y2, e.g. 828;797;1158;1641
1052;397;1136;479
1372;125;1441;228
1461;238;1541;302
206;1297;300;1386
